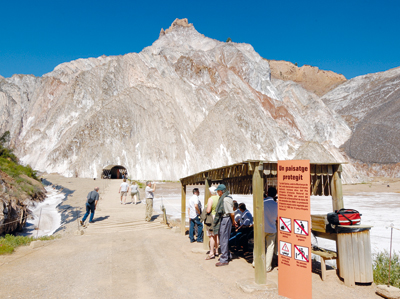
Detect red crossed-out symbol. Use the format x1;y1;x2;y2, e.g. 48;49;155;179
294;245;309;262
294;219;308;236
280;217;291;233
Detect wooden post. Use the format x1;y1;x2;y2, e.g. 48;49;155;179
203;179;211;250
181;183;186;235
252;162;266;285
331;165;344;212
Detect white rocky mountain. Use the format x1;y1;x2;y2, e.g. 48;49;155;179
321;67;400;165
0;19;360;182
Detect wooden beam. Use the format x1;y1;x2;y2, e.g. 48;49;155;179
181;183;186;235
203;179;211;250
253;162;266;284
331;165;344;211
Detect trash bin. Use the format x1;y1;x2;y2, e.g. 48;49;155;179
336;225;373;286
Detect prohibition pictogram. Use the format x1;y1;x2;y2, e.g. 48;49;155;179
294;245;309;262
280;241;292;258
294;219;309;236
279;217;291;233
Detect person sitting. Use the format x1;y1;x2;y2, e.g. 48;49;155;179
233;200;242;227
229;203;253;251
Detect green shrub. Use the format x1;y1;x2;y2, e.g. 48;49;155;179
0;243;14;254
0;234;58;255
373;250;400;287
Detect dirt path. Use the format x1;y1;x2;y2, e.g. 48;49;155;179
0;176;381;298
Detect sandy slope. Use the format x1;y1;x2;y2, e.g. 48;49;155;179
0;176;382;298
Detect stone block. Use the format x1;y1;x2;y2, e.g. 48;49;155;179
30;240;44;249
376;285;400;299
236;279;277;294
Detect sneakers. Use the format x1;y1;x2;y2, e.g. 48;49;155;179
80;220;84;226
215;262;229;267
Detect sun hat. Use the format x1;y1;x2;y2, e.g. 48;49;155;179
209;186;216;193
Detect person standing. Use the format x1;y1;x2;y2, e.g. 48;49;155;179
213;184;237;267
80;187;100;225
119;179;129;204
145;181;156;221
264;187;278;272
188;188;203;243
205;186;219;259
130;181;140;205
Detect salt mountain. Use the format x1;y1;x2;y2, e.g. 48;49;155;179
0;19;371;183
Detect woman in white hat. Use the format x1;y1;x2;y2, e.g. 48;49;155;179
205;186;220;260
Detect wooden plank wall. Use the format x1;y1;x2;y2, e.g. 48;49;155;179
181;162;340;197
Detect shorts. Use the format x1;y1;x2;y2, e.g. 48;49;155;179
121;191;128;196
206;229;215;237
131;192;138;195
206;214;215;237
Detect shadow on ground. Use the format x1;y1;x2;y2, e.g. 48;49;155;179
41;178;80;234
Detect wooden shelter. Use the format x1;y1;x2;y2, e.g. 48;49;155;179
180;160;345;285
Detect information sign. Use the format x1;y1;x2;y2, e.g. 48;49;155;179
277;160;311;299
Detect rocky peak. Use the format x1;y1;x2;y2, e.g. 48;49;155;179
159;18;193;37
269;60;347;96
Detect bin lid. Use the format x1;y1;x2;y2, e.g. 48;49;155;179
336;224;372;233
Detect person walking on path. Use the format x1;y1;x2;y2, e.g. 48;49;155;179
263;187;278;272
188;188;203;243
119;179;129;205
80;187;100;225
145;181;156;221
213;184;237;267
205;186;219;259
130;181;140;204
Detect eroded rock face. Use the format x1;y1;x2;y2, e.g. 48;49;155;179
0;19;354;181
0;171;46;235
322;67;400;164
269;60;347;97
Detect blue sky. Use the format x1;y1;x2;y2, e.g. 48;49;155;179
0;0;399;79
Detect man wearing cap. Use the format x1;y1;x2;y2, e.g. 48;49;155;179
213;184;237;267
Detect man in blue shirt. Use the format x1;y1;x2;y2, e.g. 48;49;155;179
80;187;100;225
229;203;253;251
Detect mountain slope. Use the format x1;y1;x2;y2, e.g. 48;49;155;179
0;19;354;181
322;67;400;164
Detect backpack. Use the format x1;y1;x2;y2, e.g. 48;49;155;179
87;191;97;203
327;209;361;226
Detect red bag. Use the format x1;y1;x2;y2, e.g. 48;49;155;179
337;209;361;225
327;209;361;226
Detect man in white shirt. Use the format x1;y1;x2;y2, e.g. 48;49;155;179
119;179;129;205
145;181;156;221
188;188;203;243
264;187;278;272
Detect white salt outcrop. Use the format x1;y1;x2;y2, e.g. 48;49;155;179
0;19;357;182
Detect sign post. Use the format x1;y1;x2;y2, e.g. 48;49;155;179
277;160;312;299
